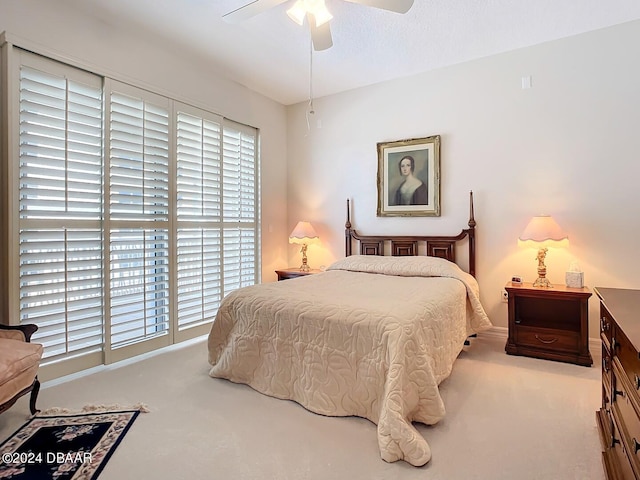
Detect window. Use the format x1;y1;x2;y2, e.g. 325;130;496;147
107;86;170;352
222;122;259;293
176;108;223;331
3;48;260;378
175;106;259;333
18;57;104;364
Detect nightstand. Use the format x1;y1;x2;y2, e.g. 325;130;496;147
505;282;592;366
275;268;322;281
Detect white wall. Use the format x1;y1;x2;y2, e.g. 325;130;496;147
2;1;638;339
0;0;289;282
286;20;640;339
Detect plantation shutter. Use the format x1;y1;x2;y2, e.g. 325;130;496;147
174;109;258;333
8;48;260;377
18;55;104;362
175;107;223;331
222;120;258;293
107;85;170;350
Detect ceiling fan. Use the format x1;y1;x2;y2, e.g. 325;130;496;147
223;0;415;51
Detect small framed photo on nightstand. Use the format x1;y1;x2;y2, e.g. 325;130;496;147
510;275;523;285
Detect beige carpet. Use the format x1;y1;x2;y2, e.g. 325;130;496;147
0;333;604;480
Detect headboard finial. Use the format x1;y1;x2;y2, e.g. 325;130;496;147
468;190;476;229
345;198;352;230
345;199;352;256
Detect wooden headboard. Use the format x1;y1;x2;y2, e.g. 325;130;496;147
345;191;477;277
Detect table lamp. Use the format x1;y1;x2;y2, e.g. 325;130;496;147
289;221;319;272
518;215;568;287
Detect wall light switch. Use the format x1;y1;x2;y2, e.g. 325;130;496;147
521;76;532;89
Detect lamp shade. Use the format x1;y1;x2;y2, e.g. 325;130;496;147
518;215;569;248
289;221;319;245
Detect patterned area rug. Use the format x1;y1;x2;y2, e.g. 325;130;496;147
0;406;146;479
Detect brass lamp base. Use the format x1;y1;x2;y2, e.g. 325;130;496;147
298;243;310;272
533;247;552;288
533;276;552;288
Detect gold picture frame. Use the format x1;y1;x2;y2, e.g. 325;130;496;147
377;135;441;217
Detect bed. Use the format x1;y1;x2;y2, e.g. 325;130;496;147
207;192;492;466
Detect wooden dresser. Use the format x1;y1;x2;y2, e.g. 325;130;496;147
595;287;640;479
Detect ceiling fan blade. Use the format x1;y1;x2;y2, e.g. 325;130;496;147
343;0;414;14
310;19;333;51
223;0;289;24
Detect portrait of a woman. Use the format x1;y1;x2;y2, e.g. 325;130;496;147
392;155;428;205
377;135;440;217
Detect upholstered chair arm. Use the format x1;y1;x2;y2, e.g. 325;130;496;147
0;324;38;342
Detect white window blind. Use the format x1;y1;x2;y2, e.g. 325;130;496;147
109;229;169;347
176;109;222;330
176;228;221;330
18;58;104;361
222;121;258;293
222;227;256;293
108;87;170;349
176;111;221;219
175;109;258;331
10;50;259;375
109;92;170;221
223;125;256;222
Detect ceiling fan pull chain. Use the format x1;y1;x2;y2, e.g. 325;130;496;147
309;34;315;115
305;35;314;134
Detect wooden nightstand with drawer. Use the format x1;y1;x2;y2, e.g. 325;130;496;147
505;282;592;366
275;268;321;281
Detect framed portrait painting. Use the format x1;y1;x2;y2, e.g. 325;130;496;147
377;135;441;217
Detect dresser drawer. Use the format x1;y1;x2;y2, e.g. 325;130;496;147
613;362;640;477
611;405;639;480
598;408;633;480
515;325;579;352
615;329;640;396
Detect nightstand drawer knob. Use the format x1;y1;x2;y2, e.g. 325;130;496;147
635;374;640;391
634;438;640;454
603;357;610;373
614;389;624;401
534;334;558;345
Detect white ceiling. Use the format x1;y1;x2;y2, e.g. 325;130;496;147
67;0;640;105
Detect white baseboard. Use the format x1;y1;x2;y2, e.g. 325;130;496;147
42;335;208;389
477;325;508;340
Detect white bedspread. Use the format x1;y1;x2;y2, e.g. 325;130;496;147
208;255;491;466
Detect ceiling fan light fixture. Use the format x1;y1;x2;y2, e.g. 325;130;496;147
287;0;332;27
286;1;307;25
310;6;332;26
